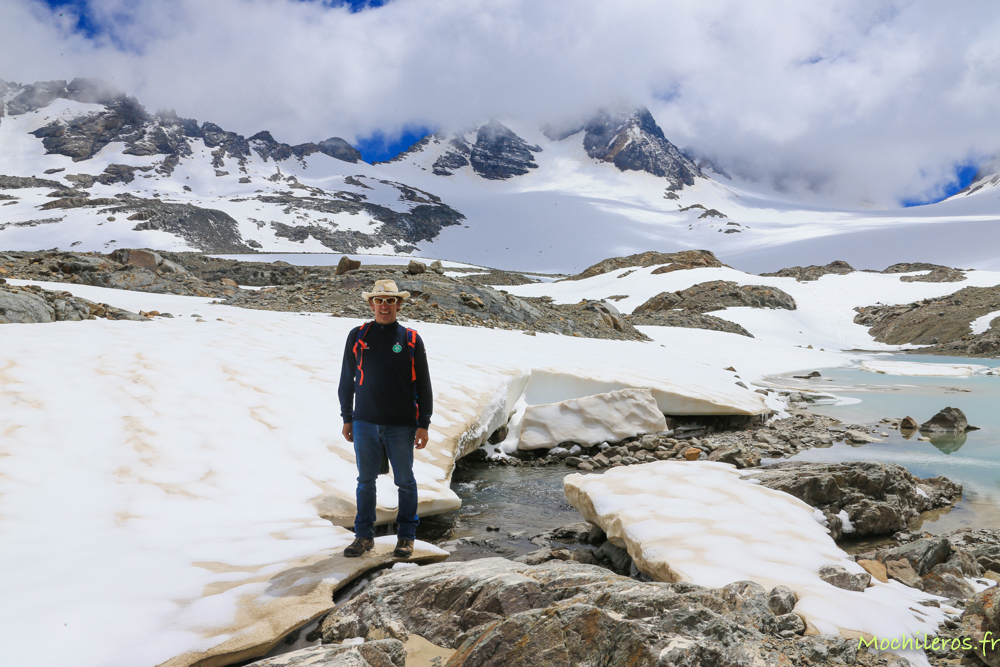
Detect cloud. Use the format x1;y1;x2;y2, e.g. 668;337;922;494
2;0;1000;206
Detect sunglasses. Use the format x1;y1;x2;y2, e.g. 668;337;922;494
371;297;399;305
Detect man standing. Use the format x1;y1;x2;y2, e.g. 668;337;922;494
339;279;432;559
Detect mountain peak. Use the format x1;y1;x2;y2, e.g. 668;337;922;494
579;107;702;190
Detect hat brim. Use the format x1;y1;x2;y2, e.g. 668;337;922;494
362;290;410;302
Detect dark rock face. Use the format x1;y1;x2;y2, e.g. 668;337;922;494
565;107;703;190
432;136;473;175
570;249;725;281
13;77;361;169
634;280;797;314
743;461;962;540
245;639;404;667
469;120;541;180
261;188;465;254
0;175;68;191
761;260;855;281
320;558;861;667
853;285;1000;356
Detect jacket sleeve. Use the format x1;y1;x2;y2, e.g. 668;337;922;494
414;334;433;429
338;328;358;424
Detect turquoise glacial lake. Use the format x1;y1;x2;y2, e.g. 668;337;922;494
773;354;1000;534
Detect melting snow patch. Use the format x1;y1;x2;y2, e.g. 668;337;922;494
565;461;946;646
860;360;988;377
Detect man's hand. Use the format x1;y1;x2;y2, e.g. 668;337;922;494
414;428;429;450
342;423;353;443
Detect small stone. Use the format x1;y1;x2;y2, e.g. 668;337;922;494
220;278;238;287
682;447;701;461
899;416;919;430
885;559;923;589
407;260;426;275
775;612;806;637
768;585;797;615
818;564;870;591
857;559;888;583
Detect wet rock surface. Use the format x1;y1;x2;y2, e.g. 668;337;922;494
318;558;883;667
743;461;962;540
853;284;1000;357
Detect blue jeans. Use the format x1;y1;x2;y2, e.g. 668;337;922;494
352;421;419;539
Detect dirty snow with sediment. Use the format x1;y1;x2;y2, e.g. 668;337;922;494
564;462;950;667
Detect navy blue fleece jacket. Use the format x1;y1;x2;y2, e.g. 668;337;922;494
338;321;432;429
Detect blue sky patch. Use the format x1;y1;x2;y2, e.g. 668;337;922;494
902;162;980;207
354;127;432;163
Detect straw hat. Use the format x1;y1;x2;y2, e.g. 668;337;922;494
362;279;410;303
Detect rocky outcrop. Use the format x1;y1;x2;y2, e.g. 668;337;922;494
854;285;1000;357
962;586;1000;666
550;107;703;190
761;260;855;281
257;186;465;254
633;280;797;314
569;249;725;280
743;461;962;540
627;310;755;337
899;267;967;283
469;120;541;180
0;282;147;323
246;640;404;667
0;174;68;190
9;76;361;169
855;530;989;601
319;558;865;667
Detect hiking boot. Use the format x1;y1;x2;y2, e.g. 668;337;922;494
343;537;374;558
393;538;415;558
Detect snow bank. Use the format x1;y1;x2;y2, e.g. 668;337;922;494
565;462;946;654
0;279;769;667
518;387;667;450
971;310;1000;335
860;360;990;377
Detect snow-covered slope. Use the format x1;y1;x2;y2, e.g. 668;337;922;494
3;78;1000;274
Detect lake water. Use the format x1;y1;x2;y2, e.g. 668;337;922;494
432;353;1000;555
770;354;1000;534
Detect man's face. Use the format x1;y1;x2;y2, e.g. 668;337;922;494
370;297;400;324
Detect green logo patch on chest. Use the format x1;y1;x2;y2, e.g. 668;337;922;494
392;343;403;353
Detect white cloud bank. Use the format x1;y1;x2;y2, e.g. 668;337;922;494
2;0;1000;205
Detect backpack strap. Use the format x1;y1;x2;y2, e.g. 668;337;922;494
405;327;419;421
352;321;373;385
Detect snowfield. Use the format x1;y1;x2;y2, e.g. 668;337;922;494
3;260;1000;666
